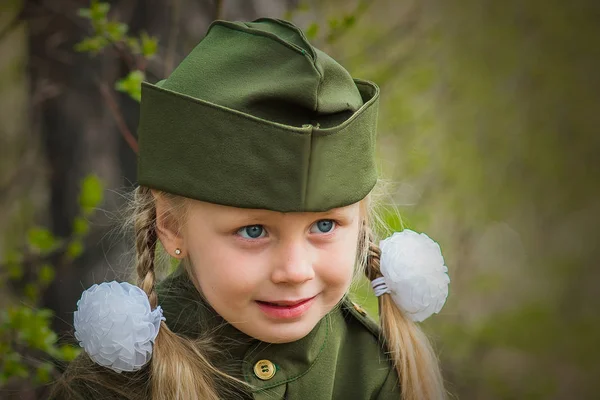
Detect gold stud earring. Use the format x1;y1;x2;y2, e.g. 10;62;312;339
174;248;182;256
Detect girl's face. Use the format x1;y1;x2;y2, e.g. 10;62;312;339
179;200;362;343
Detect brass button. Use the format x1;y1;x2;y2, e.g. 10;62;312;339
352;302;367;316
253;359;276;380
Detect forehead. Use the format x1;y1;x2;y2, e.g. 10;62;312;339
186;199;361;221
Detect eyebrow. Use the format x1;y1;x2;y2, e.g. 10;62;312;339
321;208;351;218
233;207;352;223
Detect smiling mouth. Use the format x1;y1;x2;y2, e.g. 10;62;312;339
255;295;318;319
256;296;316;307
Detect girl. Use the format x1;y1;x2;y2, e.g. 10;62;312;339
51;18;450;400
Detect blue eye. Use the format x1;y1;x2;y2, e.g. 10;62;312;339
311;219;336;234
238;225;265;239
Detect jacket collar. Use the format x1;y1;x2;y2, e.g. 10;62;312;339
156;266;332;391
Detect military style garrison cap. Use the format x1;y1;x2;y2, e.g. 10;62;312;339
137;18;380;212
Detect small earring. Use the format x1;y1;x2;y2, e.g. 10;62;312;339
174;248;182;256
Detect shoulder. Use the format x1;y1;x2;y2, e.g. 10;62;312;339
49;353;150;400
154;267;211;338
340;296;381;337
326;297;401;398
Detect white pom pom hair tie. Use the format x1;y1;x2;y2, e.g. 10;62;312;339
370;229;450;322
73;281;166;373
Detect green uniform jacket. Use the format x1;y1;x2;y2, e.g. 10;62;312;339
50;268;401;399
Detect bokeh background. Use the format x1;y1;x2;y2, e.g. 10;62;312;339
1;0;599;399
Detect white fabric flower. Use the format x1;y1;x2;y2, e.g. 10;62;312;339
73;281;165;373
376;229;450;322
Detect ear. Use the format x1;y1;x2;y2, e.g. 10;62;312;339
152;190;185;258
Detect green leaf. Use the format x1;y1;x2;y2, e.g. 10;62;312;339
305;23;319;40
12;307;58;353
89;0;110;22
0;342;9;357
38;264;56;286
77;7;92;19
140;32;158;58
78;174;104;214
4;250;23;279
27;227;57;252
38;308;53;320
72;216;89;236
125;36;141;55
28;327;57;353
74;36;110;54
58;344;82;361
328;18;340;30
4;250;22;265
115;70;145;102
2;352;28;379
34;362;54;384
6;306;22;328
342;15;356;28
105;21;128;42
8;263;23;280
66;240;84;259
24;283;39;303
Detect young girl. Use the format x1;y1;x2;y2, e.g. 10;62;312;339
51;18;450;400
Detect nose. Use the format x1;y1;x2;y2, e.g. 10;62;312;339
270;239;315;285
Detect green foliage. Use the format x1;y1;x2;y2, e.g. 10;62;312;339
0;307;83;386
140;32;158;58
284;0;367;44
75;1;158;102
78;173;104;215
115;70;145;102
66;240;84;259
73;36;109;54
0;174;103;389
72;217;89;236
34;362;54;385
305;23;319;40
1;353;28;386
27;227;58;253
38;264;55;286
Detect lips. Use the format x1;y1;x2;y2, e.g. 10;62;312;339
255;295;317;319
257;297;315;307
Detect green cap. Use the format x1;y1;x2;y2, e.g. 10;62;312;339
137;18;379;212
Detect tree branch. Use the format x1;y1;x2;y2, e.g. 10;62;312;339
215;0;225;20
97;82;139;153
164;0;181;76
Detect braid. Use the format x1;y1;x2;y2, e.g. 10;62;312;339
364;223;446;400
134;186;158;308
365;227;382;281
130;186;251;399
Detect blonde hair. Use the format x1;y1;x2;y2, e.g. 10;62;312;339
360;191;446;399
66;182;445;400
131;186;250;399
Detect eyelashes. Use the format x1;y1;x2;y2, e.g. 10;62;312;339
310;220;335;234
236;219;339;241
238;225;265;239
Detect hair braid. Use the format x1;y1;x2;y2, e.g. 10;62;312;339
364;227;446;400
132;186;252;399
134;186;158;307
366;229;383;281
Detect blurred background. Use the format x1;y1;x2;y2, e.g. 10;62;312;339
1;0;599;399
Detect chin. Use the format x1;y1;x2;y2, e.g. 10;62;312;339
249;320;317;344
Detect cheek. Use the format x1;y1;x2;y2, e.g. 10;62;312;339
318;235;359;291
186;236;263;299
